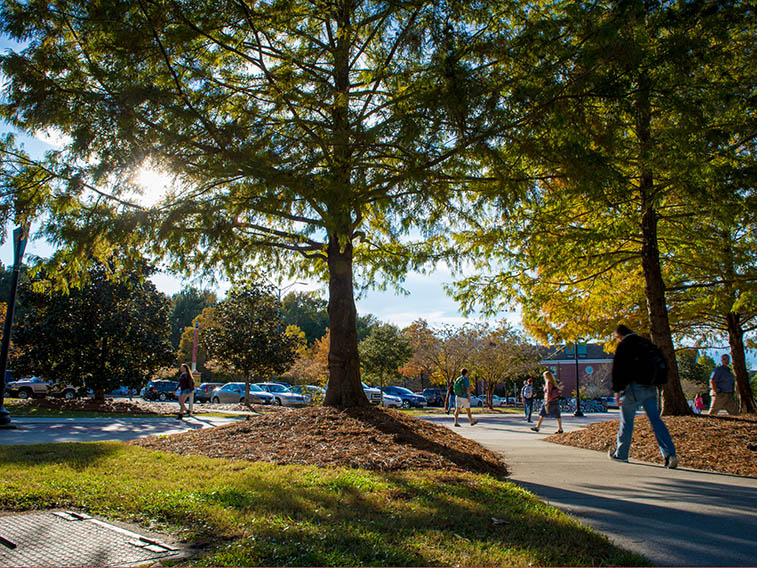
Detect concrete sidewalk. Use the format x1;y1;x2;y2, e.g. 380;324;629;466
0;415;242;445
422;413;757;567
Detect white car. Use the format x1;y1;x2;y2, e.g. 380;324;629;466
491;395;506;407
362;382;383;405
469;395;485;408
380;393;403;408
255;382;308;407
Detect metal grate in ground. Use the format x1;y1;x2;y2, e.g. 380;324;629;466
0;511;183;567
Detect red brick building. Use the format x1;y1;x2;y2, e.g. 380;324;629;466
539;344;614;398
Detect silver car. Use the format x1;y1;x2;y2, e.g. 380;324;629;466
256;382;308;407
210;382;274;405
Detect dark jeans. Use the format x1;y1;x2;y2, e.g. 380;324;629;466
524;397;534;421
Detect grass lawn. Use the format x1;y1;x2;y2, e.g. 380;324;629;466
3;400;248;419
0;442;646;567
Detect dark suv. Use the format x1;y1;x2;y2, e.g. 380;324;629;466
142;380;179;401
421;388;445;407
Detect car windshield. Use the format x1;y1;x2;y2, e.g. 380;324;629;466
393;387;414;395
266;384;290;393
247;384;263;392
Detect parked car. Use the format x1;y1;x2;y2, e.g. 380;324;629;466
289;385;325;404
194;382;225;403
421;388;445;407
599;396;619;410
6;376;79;400
108;386;138;397
211;382;273;405
379;386;427;408
380;392;403;408
362;382;383;405
142;380;179;401
469;395;485;408
491;395;506;407
255;382;308;406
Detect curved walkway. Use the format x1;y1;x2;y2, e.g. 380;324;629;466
421;413;757;567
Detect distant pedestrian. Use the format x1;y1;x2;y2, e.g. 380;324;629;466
708;354;739;415
530;371;563;433
521;378;535;422
608;325;678;468
445;381;455;415
453;369;478;427
694;393;705;414
177;364;195;418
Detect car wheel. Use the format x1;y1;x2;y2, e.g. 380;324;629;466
63;389;76;400
17;389;31;400
274;397;282;406
158;392;168;401
212;397;220;404
401;399;410;409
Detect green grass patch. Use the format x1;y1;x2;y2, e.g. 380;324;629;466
0;442;646;566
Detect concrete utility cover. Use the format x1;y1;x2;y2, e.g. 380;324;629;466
0;511;183;567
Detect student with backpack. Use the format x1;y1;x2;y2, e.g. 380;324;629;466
453;369;478;427
530;371;563;433
521;378;535;422
608;325;678;468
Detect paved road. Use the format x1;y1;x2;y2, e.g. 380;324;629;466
0;415;241;445
422;413;757;567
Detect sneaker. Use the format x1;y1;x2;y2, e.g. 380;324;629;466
530;426;539;432
608;450;628;463
556;429;564;434
665;455;679;469
470;420;479;426
454;423;461;427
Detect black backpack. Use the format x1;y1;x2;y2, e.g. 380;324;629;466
633;337;669;387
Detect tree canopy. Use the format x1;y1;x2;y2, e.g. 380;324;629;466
0;0;526;407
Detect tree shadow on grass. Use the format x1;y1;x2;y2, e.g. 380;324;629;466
0;441;122;467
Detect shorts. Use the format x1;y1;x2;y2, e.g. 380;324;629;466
539;400;561;418
179;388;193;396
455;396;470;409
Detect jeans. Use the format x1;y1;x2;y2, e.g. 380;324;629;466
524;398;534;421
615;382;676;460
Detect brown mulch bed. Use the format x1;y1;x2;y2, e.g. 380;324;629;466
131;406;509;476
9;397;287;416
546;414;757;478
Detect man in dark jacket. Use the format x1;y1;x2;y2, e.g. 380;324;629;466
609;325;678;468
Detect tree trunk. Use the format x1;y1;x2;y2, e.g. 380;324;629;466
324;237;369;407
726;312;756;414
636;67;690;416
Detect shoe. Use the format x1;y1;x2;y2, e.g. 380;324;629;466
454;423;461;427
608;450;628;463
665;455;679;469
176;413;184;420
556;429;564;434
530;426;539;432
470;420;479;426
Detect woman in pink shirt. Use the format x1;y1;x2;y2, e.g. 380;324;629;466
530;371;564;433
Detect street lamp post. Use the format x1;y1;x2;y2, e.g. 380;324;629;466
573;341;584;417
0;226;29;428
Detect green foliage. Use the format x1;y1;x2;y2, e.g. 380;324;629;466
281;292;330;345
697;355;716;380
12;261;174;397
177;306;223;381
676;349;708;386
169;287;217;349
359;323;412;386
0;442;647;567
200;284;298;379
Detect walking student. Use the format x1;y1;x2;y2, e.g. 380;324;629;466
177;363;195;419
708;354;739;415
608;325;678;468
521;378;535;422
453;369;478;427
530;371;563;433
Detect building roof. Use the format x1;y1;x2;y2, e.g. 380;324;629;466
539;343;612;363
